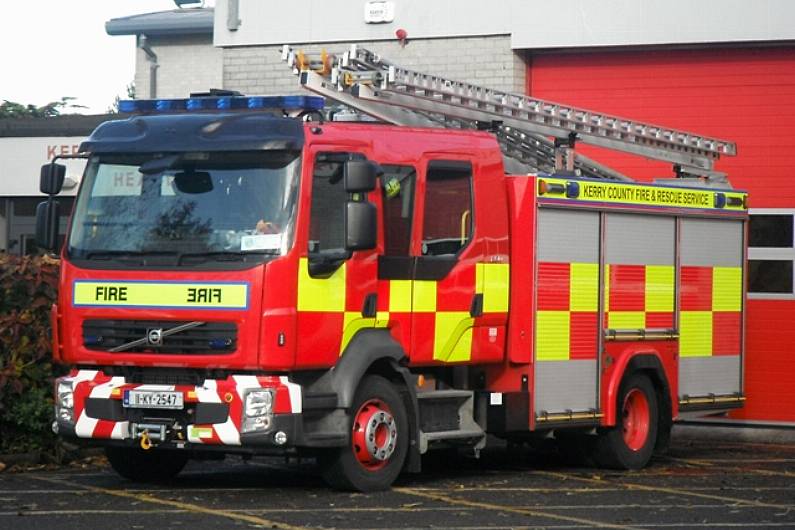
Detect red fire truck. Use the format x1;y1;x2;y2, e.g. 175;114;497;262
37;47;746;491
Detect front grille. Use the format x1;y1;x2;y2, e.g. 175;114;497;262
83;320;237;354
102;367;218;386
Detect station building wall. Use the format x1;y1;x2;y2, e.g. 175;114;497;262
222;35;526;98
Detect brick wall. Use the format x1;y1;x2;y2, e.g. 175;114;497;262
136;35;223;99
223;36;527;97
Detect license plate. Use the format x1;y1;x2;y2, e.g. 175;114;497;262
123;390;184;409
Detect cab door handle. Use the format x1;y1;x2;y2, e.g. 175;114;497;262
470;293;484;317
362;293;377;318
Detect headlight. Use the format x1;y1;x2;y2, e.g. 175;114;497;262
244;389;273;418
242;389;274;434
57;381;74;409
56;380;74;423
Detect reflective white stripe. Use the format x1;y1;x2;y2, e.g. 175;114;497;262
74;413;98;438
110;421;129;440
195;379;222;403
71;371;104;438
232;375;261;401
279;376;303;414
89;377;125;399
132;384;175;391
69;370;99;384
192;380;239;444
213;419;241;445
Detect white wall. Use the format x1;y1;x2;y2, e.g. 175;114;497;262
214;0;795;49
224;36;526;98
0;137;87;197
136;34;223;99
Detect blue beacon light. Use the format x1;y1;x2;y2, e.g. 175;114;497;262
118;95;325;114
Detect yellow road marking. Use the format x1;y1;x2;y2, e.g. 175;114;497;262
685;440;795;452
666;456;795;479
395;487;644;530
31;476;308;530
669;457;795;464
533;470;794;510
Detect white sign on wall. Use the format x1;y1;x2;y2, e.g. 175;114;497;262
0;137;87;197
364;1;395;23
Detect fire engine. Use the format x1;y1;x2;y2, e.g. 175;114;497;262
37;45;746;491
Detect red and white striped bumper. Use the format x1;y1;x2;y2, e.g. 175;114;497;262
57;369;302;447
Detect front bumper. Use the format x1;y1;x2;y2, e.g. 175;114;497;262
55;369;304;451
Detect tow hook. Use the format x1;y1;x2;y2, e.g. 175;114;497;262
140;430;152;450
133;423;167;449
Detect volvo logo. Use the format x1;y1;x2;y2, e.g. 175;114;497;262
147;328;163;346
108;321;205;353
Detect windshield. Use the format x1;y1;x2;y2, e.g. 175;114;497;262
68;151;301;265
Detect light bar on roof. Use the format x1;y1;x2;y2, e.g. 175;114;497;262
118;95;324;114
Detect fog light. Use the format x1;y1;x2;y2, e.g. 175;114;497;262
274;431;288;445
57;407;73;422
242;415;272;433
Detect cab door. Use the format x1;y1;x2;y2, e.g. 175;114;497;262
410;158;505;365
294;150;378;368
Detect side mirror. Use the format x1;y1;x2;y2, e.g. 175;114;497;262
35;200;60;252
40;163;66;195
345;201;377;251
344;160;380;193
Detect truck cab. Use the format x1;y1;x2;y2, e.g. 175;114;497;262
42;95;510;491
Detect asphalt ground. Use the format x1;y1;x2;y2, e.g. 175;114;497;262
1;427;794;530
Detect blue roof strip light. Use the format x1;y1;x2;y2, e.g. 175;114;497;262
118;95;325;114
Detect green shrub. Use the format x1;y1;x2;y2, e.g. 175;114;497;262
0;254;60;455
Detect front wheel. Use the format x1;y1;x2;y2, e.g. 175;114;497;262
320;375;409;491
105;446;189;482
592;373;658;470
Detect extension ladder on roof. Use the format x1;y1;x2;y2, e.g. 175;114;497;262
282;44;736;181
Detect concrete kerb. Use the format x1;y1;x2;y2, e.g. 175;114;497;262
674;422;795;444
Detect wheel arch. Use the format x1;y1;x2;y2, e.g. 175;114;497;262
305;328;421;472
604;350;673;453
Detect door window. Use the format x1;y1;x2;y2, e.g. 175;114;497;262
421;161;473;256
381;165;416;256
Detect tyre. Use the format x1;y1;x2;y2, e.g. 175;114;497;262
105;446;189;482
320;375;409;492
592;373;658;470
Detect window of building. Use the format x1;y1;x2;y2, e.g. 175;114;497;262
748;210;795;298
381;165;415;256
421;160;473;256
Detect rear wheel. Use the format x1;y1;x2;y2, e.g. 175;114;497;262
320;375;408;491
593;373;658;470
105;446;189;482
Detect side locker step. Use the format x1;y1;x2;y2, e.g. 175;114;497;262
416;389;486;453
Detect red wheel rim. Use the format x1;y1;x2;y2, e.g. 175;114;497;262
622;388;650;451
351;399;398;471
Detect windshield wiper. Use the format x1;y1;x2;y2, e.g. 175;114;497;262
86;250;180;262
177;250;277;265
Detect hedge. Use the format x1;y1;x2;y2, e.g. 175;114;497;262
0;254;61;455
